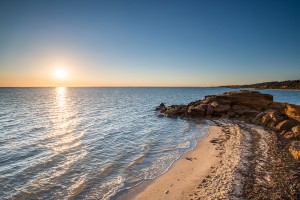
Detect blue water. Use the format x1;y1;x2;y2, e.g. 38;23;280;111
0;87;300;199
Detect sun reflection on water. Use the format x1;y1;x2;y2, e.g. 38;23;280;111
56;87;66;109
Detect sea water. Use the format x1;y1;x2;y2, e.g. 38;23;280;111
1;87;299;199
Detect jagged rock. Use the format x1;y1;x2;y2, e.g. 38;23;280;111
289;141;300;160
285;104;300;122
275;119;298;132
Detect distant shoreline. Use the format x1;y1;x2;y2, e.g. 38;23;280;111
220;79;300;90
221;87;300;91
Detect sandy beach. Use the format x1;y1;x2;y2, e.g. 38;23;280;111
127;120;300;200
133;125;222;200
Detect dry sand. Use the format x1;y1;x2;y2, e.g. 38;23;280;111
133;125;223;200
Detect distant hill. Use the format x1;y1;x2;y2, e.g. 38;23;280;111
221;80;300;90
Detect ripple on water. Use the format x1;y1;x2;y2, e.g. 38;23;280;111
1;88;299;199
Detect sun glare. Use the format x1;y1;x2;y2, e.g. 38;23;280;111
54;69;67;80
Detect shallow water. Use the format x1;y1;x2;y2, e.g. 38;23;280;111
0;87;299;199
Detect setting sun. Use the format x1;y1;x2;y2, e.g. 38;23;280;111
54;69;67;80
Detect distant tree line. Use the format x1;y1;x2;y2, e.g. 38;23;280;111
221;80;300;89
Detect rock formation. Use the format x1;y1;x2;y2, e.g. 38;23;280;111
156;90;300;160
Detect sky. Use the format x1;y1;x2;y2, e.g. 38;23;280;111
0;0;299;87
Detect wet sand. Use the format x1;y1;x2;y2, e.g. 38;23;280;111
132;125;223;200
131;120;300;200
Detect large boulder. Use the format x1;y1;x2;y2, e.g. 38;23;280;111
275;119;298;132
289;141;300;160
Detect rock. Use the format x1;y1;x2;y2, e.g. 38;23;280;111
285;104;300;122
155;103;166;112
206;104;214;116
164;107;178;118
284;131;294;139
285;126;300;139
165;190;169;194
261;110;283;128
232;105;250;115
156;90;300;139
188;105;206;117
289;141;300;160
280;130;287;135
210;101;219;107
227;111;235;117
186;157;193;161
292;125;300;134
243;110;261;119
222;90;273;101
203;95;217;103
252;112;266;125
210;101;231;113
177;107;188;116
275;119;298;132
221;114;229;119
292;126;300;139
159;103;165;107
232;105;250;110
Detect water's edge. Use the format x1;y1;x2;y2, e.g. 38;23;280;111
114;120;211;200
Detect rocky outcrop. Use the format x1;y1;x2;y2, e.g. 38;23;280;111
156;90;300;160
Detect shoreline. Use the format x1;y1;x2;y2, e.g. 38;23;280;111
124;124;223;200
119;119;300;199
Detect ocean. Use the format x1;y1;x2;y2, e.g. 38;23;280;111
1;87;300;199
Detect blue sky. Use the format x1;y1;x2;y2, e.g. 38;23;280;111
0;0;299;86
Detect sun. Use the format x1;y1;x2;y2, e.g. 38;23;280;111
54;69;67;80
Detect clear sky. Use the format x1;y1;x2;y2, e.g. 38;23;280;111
0;0;299;87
